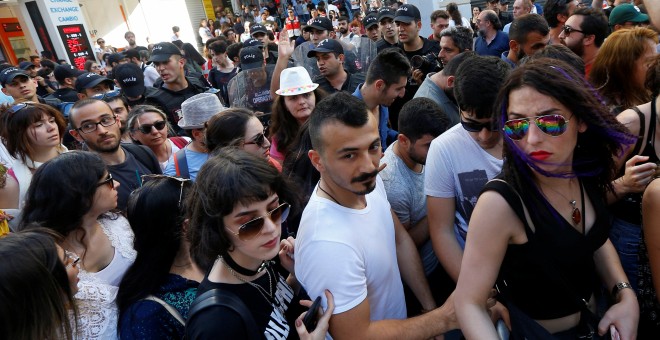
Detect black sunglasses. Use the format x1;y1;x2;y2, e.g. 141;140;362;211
136;120;167;134
226;203;290;240
460;119;499;132
244;132;268;148
97;173;114;189
562;25;584;36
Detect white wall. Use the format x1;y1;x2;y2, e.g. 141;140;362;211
407;0;472;38
78;0;197;50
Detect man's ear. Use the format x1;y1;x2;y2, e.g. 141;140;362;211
1;87;7;96
374;79;386;91
583;34;596;47
69;128;84;143
397;133;410;147
446;75;455;88
509;39;518;52
308;149;324;173
77;93;86;100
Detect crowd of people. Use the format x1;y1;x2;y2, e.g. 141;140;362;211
1;0;660;339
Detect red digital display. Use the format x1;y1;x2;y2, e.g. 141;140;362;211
57;24;93;70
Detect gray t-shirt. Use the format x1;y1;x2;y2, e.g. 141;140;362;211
380;141;438;275
414;73;460;126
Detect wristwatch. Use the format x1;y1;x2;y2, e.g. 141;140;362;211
611;282;633;299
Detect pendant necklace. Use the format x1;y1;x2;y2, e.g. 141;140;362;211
219;256;275;304
542;180;586;231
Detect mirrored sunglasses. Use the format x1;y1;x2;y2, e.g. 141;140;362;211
503;114;570;141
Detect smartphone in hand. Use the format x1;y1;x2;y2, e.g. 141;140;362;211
303;296;322;332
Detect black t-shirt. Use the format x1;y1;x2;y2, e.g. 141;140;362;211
108;145;160;211
186;270;297;339
314;71;365;95
208;67;239;105
46;87;78;102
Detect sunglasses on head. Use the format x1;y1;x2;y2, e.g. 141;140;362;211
6;102;35;118
227;202;290;240
97;173;115;189
460;118;498;133
141;174;191;206
503;114;570;141
136;120;167;134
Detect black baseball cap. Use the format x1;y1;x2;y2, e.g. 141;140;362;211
123;48;140;60
307;39;344;58
0;67;29;86
394;4;421;23
243;37;264;48
363;13;378;29
250;23;268;36
113;63;145;98
240;46;265;70
304;17;333;32
107;53;127;66
378;7;396;22
54;64;85;83
75;72;115;93
18;61;36;70
149;42;183;62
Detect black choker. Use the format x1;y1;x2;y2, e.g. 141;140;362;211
220;253;272;276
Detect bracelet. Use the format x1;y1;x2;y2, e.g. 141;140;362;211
611;282;633;299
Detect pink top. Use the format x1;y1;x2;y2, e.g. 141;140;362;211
269;135;285;163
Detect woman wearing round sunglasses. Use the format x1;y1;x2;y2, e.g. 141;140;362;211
205;107;282;171
186;148;305;339
21;151;136;340
0;102;67;210
127;105;190;170
454;58;639;339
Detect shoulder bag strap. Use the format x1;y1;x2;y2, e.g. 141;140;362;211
173;148;190;179
187;288;261;340
142;295;185;325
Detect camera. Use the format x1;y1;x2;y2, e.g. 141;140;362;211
411;53;440;75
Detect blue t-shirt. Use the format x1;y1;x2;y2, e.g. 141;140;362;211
475;31;510;57
164;148;209;181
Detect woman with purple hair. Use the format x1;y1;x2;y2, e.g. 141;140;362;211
454;58;639;339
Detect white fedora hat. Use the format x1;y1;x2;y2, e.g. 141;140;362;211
276;66;319;96
179;93;226;129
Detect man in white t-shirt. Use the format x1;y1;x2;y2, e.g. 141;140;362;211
425;55;509;285
296;92;457;339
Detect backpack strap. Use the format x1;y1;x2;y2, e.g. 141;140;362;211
142;295;185;325
187;288;261;340
173;148;190;179
122;144;162;174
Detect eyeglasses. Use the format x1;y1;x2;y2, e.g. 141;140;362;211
141;174;191;207
244;132;269;148
226;202;290;240
97;173;115;189
503;114;571;141
77;115;118;134
98;40;105;44
460;118;499;132
91;89;122;101
6;102;34;118
562;25;584;36
64;250;80;268
136;120;167;134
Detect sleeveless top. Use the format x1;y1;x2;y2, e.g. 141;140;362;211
483;179;610;319
611;96;659;225
74;215;137;340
